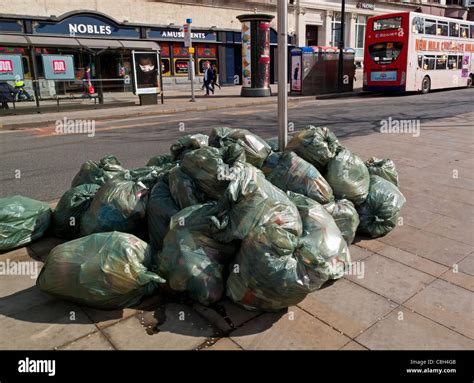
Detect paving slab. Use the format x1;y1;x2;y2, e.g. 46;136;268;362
0;300;96;350
356;308;474;350
404;279;474;339
102;303;217;350
339;341;368;350
58;331;115;350
204;338;242;351
439;269;474;292
193;299;262;333
230;306;350;350
345;254;435;304
298;279;397;338
371;243;449;277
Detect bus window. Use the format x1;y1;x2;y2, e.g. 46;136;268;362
471;25;474;39
373;17;402;31
368;42;403;65
418;55;423;69
458;56;463;70
425;19;437;35
449;22;459;38
437;22;448;37
448;55;458;70
412;17;424;34
460;25;469;38
435;55;447;70
423;56;435;70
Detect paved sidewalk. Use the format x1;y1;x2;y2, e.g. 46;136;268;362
0;112;472;350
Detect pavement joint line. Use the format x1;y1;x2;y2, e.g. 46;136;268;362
438;270;474;293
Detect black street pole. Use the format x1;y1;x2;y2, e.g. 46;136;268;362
337;0;346;92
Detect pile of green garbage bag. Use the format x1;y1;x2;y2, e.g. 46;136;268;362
53;184;100;239
324;199;360;245
0;124;406;313
37;232;165;309
286;126;341;169
325;148;370;205
366;157;400;187
357;175;406;238
267;151;334;204
71;155;125;187
0;196;52;251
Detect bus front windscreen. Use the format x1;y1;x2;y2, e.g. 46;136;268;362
373;17;402;31
368;42;403;65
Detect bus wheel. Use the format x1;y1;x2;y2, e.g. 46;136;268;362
421;76;431;94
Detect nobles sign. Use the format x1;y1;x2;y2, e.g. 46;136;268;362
68;23;112;35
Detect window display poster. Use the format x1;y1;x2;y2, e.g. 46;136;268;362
241;21;252;88
42;55;75;80
291;53;302;92
132;51;161;95
0;54;24;81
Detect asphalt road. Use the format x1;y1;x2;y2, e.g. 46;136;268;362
1;88;472;201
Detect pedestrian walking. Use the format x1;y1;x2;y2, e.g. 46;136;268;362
211;63;221;90
202;61;214;96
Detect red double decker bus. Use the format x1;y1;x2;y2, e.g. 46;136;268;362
363;12;474;93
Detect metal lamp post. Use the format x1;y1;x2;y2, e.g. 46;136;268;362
278;0;288;151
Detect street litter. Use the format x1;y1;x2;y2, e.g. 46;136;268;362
1;125;405;312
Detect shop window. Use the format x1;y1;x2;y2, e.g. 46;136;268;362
437;22;448;37
412;17;424;34
425;19;437;35
449;22;459;37
355;15;366;59
198;59;217;75
161;58;171;76
331;12;342;48
306;25;319;46
435;55;447;70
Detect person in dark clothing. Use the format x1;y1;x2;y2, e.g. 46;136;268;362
202;61;214;96
0;82;19;110
82;66;92;98
211;63;221;90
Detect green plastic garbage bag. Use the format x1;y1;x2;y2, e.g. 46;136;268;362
261;152;282;176
324;199;360;245
53;184;100;239
267;151;334;204
80;173;149;236
147;174;180;251
168;166;203;210
146;154;174;167
129;165;169;189
226;193;351;312
213;162;302;243
325;148;370;205
357;175;406;238
226;223;302;311
366;157;400;187
71;155;125;187
181;146;230;200
170;134;209;161
0;196;52;251
156;203;236;306
37;232;165;310
286;126;341;169
209;127;271;168
290;192;351;289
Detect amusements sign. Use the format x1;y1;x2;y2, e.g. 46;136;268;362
42;55;75;80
